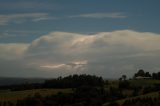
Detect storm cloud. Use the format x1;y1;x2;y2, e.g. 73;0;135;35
1;30;160;78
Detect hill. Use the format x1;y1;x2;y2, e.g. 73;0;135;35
0;88;72;105
0;77;46;86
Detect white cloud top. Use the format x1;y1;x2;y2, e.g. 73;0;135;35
1;30;160;78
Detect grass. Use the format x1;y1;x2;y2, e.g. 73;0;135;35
103;79;160;106
129;79;160;87
117;91;160;106
122;79;160;102
0;88;72;103
103;91;160;106
105;79;160;89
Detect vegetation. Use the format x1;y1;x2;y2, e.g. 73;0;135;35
44;74;104;88
115;91;160;106
0;88;72;105
0;70;160;106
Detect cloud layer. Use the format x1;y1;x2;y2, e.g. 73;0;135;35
1;30;160;78
70;12;127;19
0;13;53;25
0;12;126;26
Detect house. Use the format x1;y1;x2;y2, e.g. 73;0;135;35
135;76;151;79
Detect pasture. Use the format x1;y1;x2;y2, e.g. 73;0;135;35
0;88;72;103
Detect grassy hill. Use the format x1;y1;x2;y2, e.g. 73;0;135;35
0;88;72;104
104;79;160;106
129;79;160;87
103;91;160;106
118;91;159;106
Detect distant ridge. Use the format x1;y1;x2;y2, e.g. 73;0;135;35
0;77;46;86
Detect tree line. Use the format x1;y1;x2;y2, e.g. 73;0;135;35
44;74;104;88
134;69;160;79
0;74;104;91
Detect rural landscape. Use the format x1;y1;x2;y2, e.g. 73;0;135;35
0;69;160;106
1;0;160;106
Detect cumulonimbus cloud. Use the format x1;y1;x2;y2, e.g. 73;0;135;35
1;30;160;78
0;43;29;60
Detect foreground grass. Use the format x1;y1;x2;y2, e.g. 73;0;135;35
0;88;72;103
103;79;160;106
118;91;159;105
104;91;160;106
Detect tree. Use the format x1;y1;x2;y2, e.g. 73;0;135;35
122;75;127;81
119;78;122;81
134;69;145;77
145;72;151;77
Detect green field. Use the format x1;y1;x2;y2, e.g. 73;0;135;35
107;79;160;87
104;79;160;106
104;90;160;106
129;79;160;87
0;88;72;103
116;91;160;106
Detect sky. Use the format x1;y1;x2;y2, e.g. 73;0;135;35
0;0;160;78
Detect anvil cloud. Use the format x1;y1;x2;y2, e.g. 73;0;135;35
0;30;160;78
